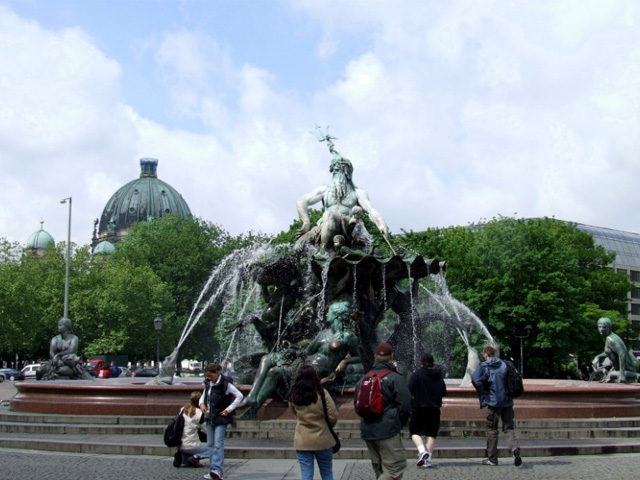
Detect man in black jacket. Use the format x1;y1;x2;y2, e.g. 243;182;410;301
355;343;412;480
408;352;446;468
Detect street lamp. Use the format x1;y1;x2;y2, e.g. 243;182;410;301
60;197;72;320
513;324;533;376
153;314;163;368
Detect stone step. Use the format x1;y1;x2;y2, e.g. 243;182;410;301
3;406;640;430
1;419;640;440
0;432;639;459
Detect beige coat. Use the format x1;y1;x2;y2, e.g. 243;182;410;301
289;389;339;451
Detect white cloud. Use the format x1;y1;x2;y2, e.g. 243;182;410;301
2;0;640;250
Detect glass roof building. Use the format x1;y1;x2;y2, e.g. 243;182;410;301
575;223;640;327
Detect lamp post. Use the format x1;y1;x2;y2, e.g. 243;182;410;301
513;324;533;376
60;197;72;320
153;314;163;368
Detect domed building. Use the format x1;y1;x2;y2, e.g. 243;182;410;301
91;158;191;250
26;220;55;256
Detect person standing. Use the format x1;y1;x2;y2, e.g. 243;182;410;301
199;363;244;480
288;365;339;480
408;352;447;468
471;345;522;467
355;343;412;480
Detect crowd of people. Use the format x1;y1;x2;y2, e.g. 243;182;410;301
172;341;521;480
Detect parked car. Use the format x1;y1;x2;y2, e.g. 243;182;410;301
20;364;41;379
130;367;158;377
0;368;25;381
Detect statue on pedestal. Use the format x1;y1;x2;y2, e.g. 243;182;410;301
592;317;639;383
296;127;390;252
37;318;92;380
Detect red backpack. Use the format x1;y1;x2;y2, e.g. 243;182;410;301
354;369;393;419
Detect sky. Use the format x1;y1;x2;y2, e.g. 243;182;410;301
1;0;639;248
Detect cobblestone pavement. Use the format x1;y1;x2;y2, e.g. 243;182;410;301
1;449;639;480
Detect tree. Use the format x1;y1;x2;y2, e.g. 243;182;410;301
70;254;175;359
0;241;69;362
112;215;268;360
397;217;632;378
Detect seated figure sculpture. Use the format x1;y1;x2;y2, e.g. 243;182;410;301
239;300;361;417
592;317;639;383
37;318;92;380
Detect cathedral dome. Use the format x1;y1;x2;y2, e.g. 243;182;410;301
93;158;191;246
27;221;55;256
93;240;116;255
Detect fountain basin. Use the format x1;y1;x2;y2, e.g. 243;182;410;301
11;379;640;419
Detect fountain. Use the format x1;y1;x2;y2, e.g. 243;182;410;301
11;127;640;420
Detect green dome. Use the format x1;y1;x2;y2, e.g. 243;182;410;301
26;221;55;255
93;158;191;245
93;240;116;255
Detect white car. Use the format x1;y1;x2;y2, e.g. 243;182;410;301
20;364;41;379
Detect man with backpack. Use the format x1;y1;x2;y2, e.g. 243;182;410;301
199;363;244;480
471;345;522;467
354;343;412;480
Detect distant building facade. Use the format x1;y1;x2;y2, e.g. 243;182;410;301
91;158;191;252
575;223;640;328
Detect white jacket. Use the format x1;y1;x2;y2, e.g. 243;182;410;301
180;408;206;451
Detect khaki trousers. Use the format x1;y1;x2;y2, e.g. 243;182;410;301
365;433;407;480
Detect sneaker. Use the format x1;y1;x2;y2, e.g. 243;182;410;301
416;451;429;467
482;458;498;466
513;447;522;467
173;451;181;468
205;472;223;480
424;459;432;468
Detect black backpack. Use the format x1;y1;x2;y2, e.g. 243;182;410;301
505;361;524;398
163;409;185;447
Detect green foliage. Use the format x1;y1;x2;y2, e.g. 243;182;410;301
0;215;269;364
70;254;174;359
396;217;633;378
0;242;69;361
112;215;268;361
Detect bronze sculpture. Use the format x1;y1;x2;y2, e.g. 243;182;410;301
592;317;639;383
37;318;92;380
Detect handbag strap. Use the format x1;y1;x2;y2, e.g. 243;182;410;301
319;389;333;429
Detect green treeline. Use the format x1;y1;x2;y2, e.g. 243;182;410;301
0;214;634;378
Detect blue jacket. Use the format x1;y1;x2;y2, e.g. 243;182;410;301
471;357;513;408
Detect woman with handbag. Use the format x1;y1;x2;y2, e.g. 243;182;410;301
177;391;210;467
288;365;340;480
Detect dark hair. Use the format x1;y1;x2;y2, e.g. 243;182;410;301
483;346;496;357
288;365;323;406
205;363;222;374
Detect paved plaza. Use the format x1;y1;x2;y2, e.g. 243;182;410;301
0;449;638;480
2;381;640;479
